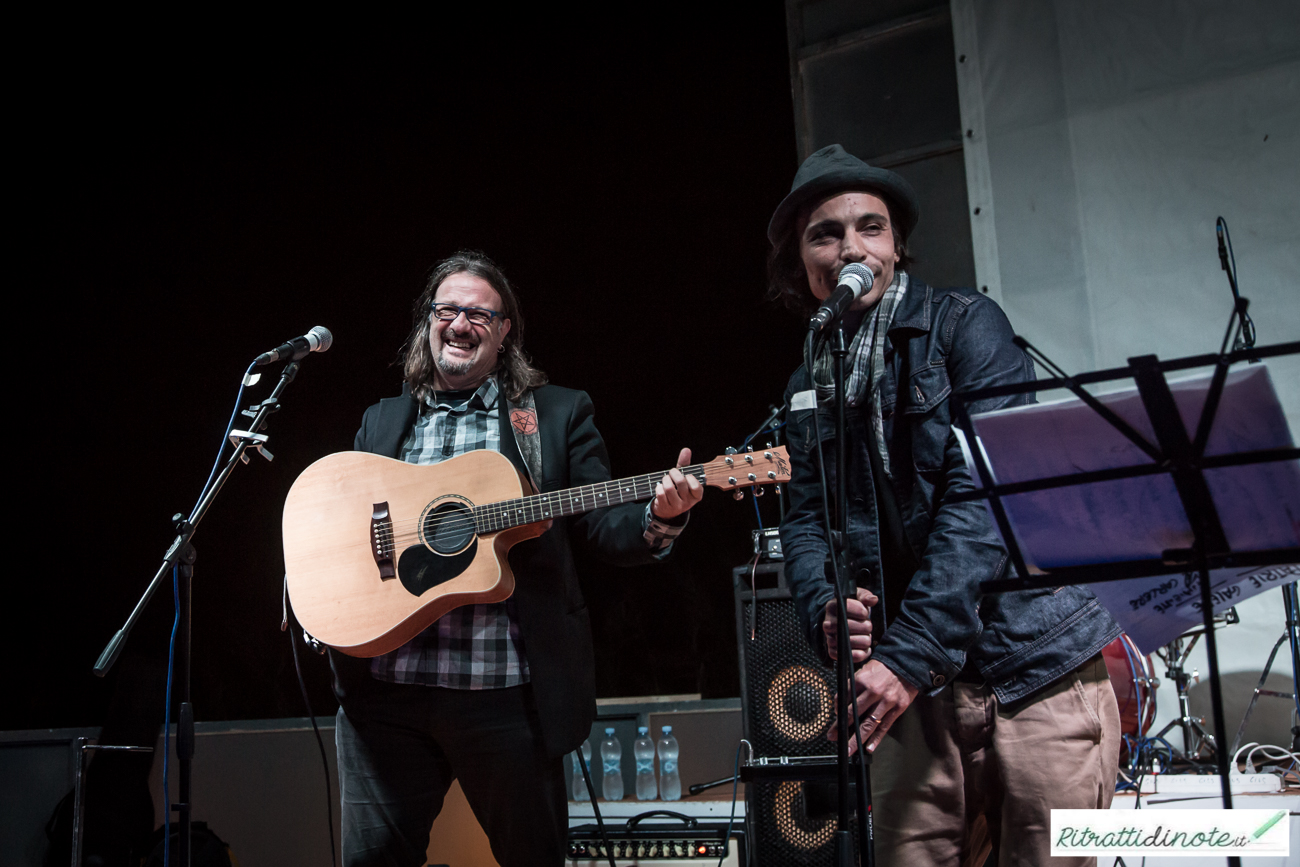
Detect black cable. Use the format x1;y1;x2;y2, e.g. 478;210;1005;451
804;329;854;680
741;403;787;450
717;741;744;867
804;331;843;595
196;362;259;509
162;565;180;867
158;364;260;865
288;615;338;867
804;328;873;862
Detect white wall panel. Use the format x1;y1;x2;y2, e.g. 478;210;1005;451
956;0;1300;750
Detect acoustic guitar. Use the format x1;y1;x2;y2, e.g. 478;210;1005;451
283;446;790;656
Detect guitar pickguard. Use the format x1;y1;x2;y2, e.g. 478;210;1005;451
396;497;483;597
398;539;478;597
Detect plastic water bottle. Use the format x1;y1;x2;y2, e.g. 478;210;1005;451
600;727;624;801
571;739;592;801
657;725;681;801
634;726;657;800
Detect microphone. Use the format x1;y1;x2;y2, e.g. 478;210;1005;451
254;326;333;366
808;264;874;332
1214;216;1255;354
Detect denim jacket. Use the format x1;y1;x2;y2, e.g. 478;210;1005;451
780;280;1119;705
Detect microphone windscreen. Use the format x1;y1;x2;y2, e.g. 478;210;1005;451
307;326;334;353
837;263;873;297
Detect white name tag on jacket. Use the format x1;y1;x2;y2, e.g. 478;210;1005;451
791;389;817;412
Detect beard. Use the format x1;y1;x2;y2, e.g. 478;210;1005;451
435;351;475;378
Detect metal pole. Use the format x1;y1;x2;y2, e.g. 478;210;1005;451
1284;583;1300;751
71;738;89;867
70;742;154;867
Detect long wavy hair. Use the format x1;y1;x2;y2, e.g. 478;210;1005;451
766;186;913;315
402;251;547;402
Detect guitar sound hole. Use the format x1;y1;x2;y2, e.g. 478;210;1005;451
423;501;475;555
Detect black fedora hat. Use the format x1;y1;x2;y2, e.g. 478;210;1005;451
767;144;920;246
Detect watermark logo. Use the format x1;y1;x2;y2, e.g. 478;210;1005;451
1051;809;1290;857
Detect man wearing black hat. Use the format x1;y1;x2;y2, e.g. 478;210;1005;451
770;145;1121;865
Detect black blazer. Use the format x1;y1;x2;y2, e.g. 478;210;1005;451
330;382;656;758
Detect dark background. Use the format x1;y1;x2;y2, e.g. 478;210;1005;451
9;8;806;732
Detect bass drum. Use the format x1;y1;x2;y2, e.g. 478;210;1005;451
1102;634;1158;739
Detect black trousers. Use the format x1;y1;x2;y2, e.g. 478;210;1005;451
336;681;568;867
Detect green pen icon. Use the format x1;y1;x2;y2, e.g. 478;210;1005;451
1252;809;1287;840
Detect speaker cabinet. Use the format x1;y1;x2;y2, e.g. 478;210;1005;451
734;562;853;865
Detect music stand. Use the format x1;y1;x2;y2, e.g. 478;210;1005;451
948;337;1300;828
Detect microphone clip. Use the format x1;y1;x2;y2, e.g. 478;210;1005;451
228;429;274;464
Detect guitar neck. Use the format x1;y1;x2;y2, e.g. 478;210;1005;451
473;465;706;534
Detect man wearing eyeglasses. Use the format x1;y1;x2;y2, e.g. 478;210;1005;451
329;250;703;867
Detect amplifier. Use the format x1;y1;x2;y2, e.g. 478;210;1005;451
566;819;741;861
735;564;859;864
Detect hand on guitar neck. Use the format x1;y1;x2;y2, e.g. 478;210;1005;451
650;447;704;522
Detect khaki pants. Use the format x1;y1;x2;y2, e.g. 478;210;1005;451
870;655;1120;867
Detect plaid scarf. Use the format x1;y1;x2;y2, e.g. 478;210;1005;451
813;271;909;476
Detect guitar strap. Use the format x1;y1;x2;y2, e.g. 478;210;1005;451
505;389;544;494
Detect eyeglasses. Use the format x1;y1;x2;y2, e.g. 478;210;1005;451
431;303;505;327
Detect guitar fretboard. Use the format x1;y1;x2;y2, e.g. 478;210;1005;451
473;465;707;533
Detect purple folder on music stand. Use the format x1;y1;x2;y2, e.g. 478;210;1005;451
957;364;1300;653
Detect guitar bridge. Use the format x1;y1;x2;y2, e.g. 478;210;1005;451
371;502;396;580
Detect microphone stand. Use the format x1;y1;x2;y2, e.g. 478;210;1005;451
745;403;786;448
830;324;855;867
93;359;304;867
808;319;874;867
1215;219;1300;753
745;402;788;521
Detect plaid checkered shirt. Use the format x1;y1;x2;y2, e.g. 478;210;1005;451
370;377;684;689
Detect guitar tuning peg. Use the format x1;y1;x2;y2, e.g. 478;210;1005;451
732;490;745;501
746;445;754;452
754;486;765;497
775;485;782;495
724;446;738;455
